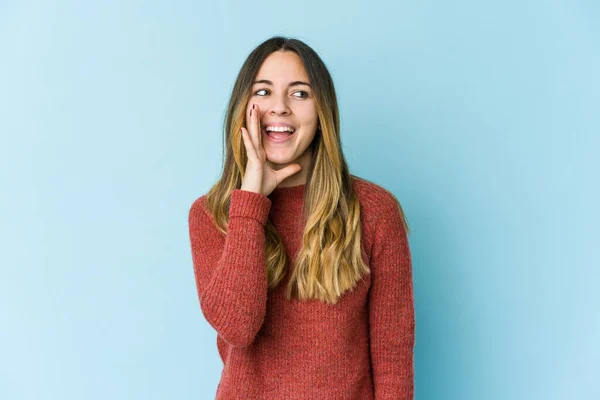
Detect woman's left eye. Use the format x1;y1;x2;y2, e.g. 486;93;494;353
293;91;309;99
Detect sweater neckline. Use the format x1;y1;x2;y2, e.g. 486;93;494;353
269;183;306;205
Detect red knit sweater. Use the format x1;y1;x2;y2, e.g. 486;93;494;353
188;176;415;399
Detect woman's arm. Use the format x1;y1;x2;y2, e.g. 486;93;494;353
188;189;271;347
368;199;416;399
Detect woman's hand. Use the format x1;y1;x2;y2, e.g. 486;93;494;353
240;103;302;196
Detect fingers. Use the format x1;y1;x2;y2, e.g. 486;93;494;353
248;103;261;152
254;104;263;148
240;127;257;161
243;104;264;163
275;164;302;184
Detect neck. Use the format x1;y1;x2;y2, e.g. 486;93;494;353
268;147;313;188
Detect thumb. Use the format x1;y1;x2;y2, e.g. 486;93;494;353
276;164;302;184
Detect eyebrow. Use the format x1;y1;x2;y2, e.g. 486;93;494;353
252;79;311;88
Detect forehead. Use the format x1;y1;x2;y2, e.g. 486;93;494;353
255;51;309;83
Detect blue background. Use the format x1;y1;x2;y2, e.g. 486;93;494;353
1;1;598;399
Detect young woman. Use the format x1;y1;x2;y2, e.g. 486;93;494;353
188;36;415;399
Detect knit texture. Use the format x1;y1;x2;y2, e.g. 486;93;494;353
188;176;415;399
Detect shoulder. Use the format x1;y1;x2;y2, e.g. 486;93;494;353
350;176;411;265
351;174;409;239
350;174;409;258
188;193;206;215
188;193;213;226
350;174;404;220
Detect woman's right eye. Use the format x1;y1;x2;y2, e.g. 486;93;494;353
255;89;268;96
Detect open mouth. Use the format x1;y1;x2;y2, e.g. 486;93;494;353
262;126;296;142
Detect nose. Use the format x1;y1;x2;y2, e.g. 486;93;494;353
267;91;291;116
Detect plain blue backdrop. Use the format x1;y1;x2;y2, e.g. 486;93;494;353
1;1;598;399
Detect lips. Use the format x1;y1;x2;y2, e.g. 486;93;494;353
263;127;296;135
262;122;296;132
262;126;296;143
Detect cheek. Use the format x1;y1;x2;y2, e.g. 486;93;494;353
298;126;318;143
295;110;318;126
299;121;319;133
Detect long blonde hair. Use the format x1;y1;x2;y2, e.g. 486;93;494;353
203;36;409;304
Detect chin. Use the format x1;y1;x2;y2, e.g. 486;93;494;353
266;153;296;167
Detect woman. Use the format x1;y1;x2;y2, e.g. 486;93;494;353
188;36;415;399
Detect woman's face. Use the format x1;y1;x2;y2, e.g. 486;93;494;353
246;50;319;169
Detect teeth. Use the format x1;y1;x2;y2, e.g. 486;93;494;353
265;126;295;133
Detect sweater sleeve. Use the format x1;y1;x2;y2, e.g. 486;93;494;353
188;189;272;347
368;199;416;399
